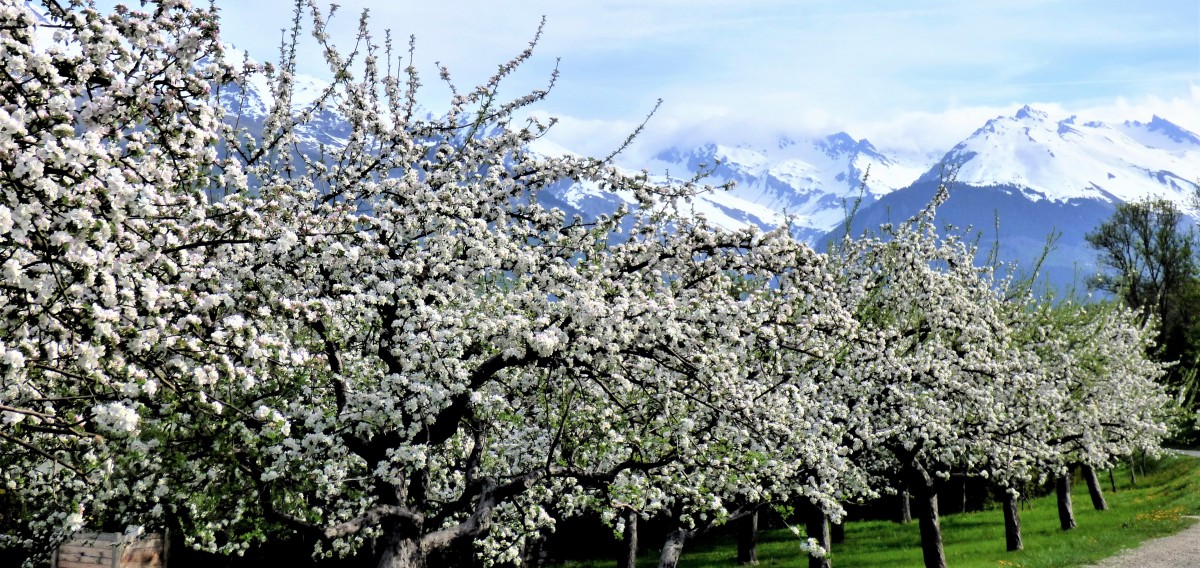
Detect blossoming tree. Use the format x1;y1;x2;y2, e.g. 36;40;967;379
580;221;866;568
0;3;1177;568
0;2;855;567
1;0;237;558
825;194;1056;568
1015;298;1169;534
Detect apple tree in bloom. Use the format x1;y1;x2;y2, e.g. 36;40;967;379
0;0;238;559
825;192;1055;568
1013;297;1169;531
1;2;1178;568
575;218;867;568
1024;300;1169;471
0;2;868;567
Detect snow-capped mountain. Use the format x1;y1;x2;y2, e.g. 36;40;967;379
634;134;927;239
833;106;1200;290
1119;115;1200;153
215;46;354;149
937;106;1198;206
533;133;930;241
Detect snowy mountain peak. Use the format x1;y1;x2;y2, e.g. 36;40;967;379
1121;116;1200;149
934;108;1200;206
819;132;858;155
641;132;930;237
970;105;1057;139
1014;105;1050;121
1147;115;1200;143
816;132;886;162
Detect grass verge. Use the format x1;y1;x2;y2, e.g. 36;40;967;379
558;454;1200;567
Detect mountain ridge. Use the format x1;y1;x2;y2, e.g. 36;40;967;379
829;106;1200;290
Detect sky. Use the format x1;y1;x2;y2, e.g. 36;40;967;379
114;1;1200;164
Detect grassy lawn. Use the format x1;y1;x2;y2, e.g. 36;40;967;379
559;455;1200;567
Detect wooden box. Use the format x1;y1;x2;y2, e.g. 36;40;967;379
52;531;166;568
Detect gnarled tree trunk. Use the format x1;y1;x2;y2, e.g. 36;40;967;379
1056;472;1077;531
831;520;845;545
378;535;425;568
1001;489;1022;552
619;509;638;568
658;528;692;568
898;490;912;524
906;461;947;568
737;509;759;565
1081;464;1108;511
805;502;831;568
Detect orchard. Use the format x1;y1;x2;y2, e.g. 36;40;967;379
0;2;1176;568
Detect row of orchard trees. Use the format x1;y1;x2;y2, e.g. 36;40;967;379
0;2;1172;568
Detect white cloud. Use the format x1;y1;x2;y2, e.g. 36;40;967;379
537;84;1200;169
87;0;1200;163
1080;85;1200;133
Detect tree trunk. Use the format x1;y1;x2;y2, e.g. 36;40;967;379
1129;457;1137;488
907;461;947;568
1056;473;1077;531
1081;464;1109;511
805;502;831;568
960;478;968;513
618;509;638;568
524;534;546;568
1001;489;1023;552
1109;468;1118;493
658;528;691;568
737;509;758;565
378;536;425;568
831;520;845;544
898;490;912;524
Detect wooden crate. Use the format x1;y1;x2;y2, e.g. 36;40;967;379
52;531;167;568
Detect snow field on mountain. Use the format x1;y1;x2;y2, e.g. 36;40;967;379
947;107;1200;206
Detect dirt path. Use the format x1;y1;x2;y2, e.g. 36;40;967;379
1087;450;1200;567
1086;518;1200;567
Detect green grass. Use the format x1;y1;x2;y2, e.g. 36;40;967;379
559;455;1200;567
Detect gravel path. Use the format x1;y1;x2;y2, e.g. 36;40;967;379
1086;450;1200;567
1086;518;1200;567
